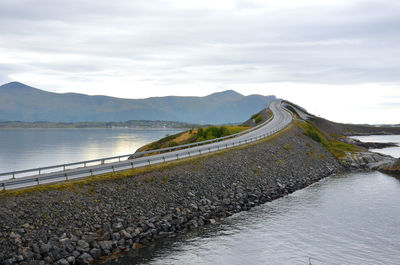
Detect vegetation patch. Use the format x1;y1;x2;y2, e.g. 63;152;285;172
255;116;263;124
283;144;291;151
138;125;250;152
251;112;260;119
297;121;363;159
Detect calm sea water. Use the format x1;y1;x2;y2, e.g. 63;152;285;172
103;135;400;265
0;128;183;173
351;135;400;158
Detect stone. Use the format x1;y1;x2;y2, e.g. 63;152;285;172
21;247;35;260
76;240;90;252
71;250;81;258
55;258;69;265
89;248;101;259
66;256;76;265
112;222;123;232
98;240;113;251
77;253;94;264
40;243;52;255
10;232;20;238
120;230;132;239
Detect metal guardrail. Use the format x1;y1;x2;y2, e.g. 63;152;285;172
0;110;274;182
1;121;291;191
0;101;294;190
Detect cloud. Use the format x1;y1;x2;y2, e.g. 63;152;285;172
0;0;399;123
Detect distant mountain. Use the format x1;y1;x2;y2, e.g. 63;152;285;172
0;82;276;124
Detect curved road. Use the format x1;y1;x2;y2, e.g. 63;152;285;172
1;100;293;190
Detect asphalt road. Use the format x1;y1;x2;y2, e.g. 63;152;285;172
1;100;293;190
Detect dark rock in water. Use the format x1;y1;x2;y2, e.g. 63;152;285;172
379;158;400;176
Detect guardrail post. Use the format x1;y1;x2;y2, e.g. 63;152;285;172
84;162;87;167
188;151;190;157
101;160;105;165
112;166;115;172
38;169;41;175
119;157;121;162
65;173;68;181
63;165;66;171
208;147;210;152
176;154;179;160
36;177;40;185
131;162;134;168
12;172;15;179
163;156;165;162
90;169;93;176
148;159;151;165
2;183;5;191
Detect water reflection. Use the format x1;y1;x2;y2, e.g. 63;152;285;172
104;172;400;265
0;128;183;173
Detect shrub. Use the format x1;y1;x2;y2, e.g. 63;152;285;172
149;142;161;150
168;141;178;147
251;113;260;119
197;128;204;138
255;116;263;123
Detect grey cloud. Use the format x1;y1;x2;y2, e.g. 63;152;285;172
0;0;400;87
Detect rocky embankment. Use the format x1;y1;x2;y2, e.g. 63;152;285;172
379;158;400;176
0;125;342;265
341;151;396;170
339;138;398;171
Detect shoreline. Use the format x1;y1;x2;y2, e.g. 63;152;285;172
0;124;343;264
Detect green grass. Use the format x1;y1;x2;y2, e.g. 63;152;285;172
297;121;362;159
139;125;250;151
283;144;291;151
251;112;260;119
255;116;263;124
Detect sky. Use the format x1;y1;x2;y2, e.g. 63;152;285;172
0;0;399;124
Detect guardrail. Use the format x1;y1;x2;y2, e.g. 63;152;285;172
0;111;274;182
0;102;295;190
1;118;291;191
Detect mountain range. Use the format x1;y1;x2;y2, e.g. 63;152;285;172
0;82;276;124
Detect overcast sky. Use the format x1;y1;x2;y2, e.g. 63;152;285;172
0;0;399;124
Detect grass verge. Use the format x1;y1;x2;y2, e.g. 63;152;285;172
296;120;363;159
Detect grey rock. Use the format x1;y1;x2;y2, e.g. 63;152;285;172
40;243;52;255
112;222;123;232
77;253;94;264
55;258;69;265
66;256;76;265
76;240;90;252
120;230;132;239
98;241;113;251
89;248;101;259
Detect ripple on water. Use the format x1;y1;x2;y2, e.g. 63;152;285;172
103;171;400;265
